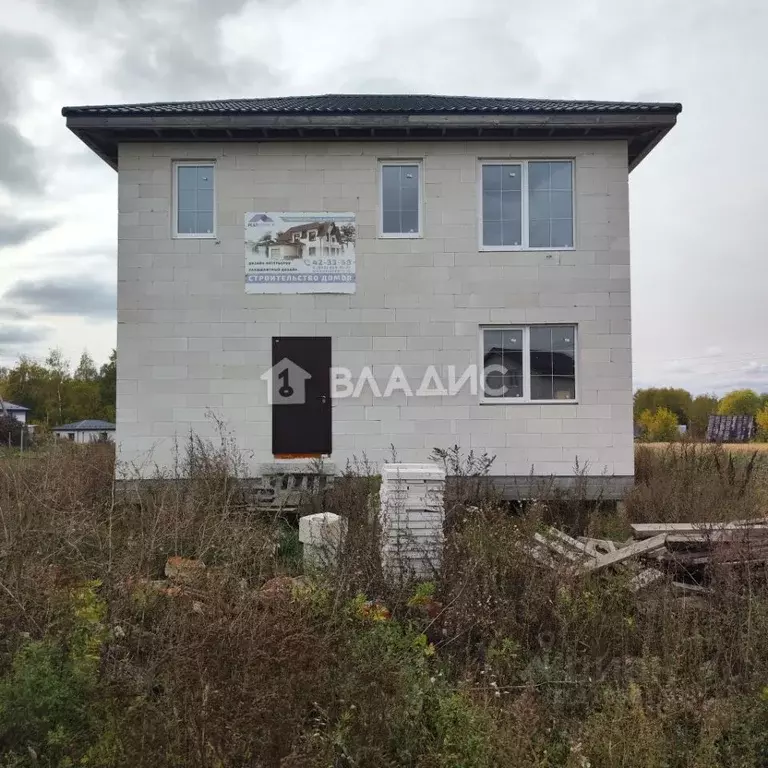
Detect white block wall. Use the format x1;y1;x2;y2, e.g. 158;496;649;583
116;140;633;479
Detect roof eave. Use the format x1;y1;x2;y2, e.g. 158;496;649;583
66;110;679;172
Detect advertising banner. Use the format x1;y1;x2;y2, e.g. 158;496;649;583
245;212;356;294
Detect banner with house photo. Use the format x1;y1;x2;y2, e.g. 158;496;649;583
245;212;356;294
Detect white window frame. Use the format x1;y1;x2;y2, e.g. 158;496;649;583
477;159;575;252
172;160;217;239
378;159;424;239
478;325;578;404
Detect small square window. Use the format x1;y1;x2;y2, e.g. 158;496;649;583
380;161;422;237
173;162;216;238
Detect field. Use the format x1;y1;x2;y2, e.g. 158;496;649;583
645;441;768;452
2;440;768;767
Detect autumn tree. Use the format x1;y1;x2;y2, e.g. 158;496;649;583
717;389;762;417
637;407;679;442
633;388;692;425
756;406;768;441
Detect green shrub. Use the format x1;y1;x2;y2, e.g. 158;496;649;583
0;582;110;767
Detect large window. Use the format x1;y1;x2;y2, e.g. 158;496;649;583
480;160;574;250
173;161;215;237
380;161;422;237
481;325;577;402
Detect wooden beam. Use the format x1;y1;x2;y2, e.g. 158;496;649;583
533;533;583;562
582;534;668;573
545;528;597;558
578;537;617;555
632;522;768;539
666;529;768;547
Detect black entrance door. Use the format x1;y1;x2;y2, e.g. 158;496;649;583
271;336;332;456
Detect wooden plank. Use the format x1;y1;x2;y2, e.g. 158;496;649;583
545;528;598;559
631;522;768;540
666;529;768;548
582;534;668;573
673;581;711;594
533;533;583;562
578;537;618;555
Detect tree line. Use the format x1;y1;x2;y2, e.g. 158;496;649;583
0;349;116;429
634;387;768;441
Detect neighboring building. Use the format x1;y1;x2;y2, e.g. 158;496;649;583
0;401;29;424
62;94;681;497
53;420;116;444
706;415;755;443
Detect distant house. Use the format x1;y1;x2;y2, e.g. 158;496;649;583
706;415;755;443
0;401;30;425
259;221;343;260
53;419;116;443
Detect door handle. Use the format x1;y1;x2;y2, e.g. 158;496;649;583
317;395;328;404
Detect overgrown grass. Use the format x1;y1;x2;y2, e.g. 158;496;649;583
2;440;768;765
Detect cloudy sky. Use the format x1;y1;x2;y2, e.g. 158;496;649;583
0;0;765;394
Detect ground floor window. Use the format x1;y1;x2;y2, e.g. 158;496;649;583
481;325;576;403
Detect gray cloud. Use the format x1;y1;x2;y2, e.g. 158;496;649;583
45;0;278;99
333;4;543;95
0;123;40;195
0;307;32;321
0;324;51;348
0;30;53;194
0;213;56;249
4;276;116;320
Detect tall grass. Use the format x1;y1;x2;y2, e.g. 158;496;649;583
1;439;768;766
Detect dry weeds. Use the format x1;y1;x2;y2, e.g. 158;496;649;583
1;439;768;766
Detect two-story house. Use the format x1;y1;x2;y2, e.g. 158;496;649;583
62;94;680;497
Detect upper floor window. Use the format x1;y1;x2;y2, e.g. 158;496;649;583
480;160;574;250
380;160;422;238
481;325;577;403
173;161;215;238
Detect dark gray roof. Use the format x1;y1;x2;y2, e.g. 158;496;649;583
53;419;116;431
0;401;29;411
706;415;756;443
62;94;682;117
62;93;681;172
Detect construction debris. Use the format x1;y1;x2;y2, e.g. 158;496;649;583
524;519;768;592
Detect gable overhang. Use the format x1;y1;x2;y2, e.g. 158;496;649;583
63;110;679;172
